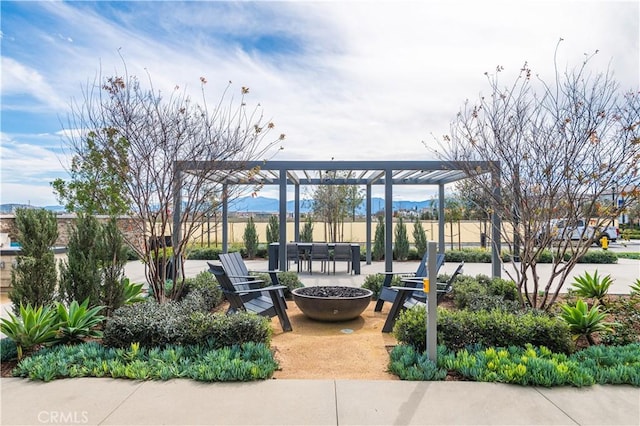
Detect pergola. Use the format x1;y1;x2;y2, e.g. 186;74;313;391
172;160;502;277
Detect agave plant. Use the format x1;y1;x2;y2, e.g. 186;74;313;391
54;299;106;344
571;270;613;306
631;278;640;297
122;278;146;304
560;299;615;346
0;304;60;360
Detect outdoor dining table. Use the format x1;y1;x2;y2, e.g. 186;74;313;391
268;242;361;275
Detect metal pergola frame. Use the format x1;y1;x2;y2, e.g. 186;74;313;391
172;160;502;277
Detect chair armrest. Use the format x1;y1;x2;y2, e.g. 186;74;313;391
390;286;425;292
228;274;256;279
249;269;282;274
228;285;286;295
229;279;266;286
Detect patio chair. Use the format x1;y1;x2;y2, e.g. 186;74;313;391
381;261;464;332
208;262;292;332
374;252;446;312
309;243;330;275
332;243;352;274
218;252;286;306
286;243;303;272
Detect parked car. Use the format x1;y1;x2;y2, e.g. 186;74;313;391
535;219;617;246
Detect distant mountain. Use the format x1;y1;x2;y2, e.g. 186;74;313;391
228;196;436;214
0;204;66;214
1;198;437;215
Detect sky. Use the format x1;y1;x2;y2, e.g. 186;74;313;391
1;0;639;207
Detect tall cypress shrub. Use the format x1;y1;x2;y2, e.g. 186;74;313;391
373;216;385;261
266;215;279;244
394;217;409;261
9;208;59;311
300;215;314;242
99;217;128;316
413;218;427;257
243;217;259;259
58;213;102;306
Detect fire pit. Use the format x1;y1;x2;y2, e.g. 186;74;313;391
291;286;373;322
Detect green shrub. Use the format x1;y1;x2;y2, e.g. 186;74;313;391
0;304;60;360
438;309;574;354
393;305;427;349
300;215;314;242
1;337;18;362
58;213;103;307
388;344;447;380
452;275;518;311
185;311;272;348
373;216;385;261
253;271;303;298
103;292;271;349
102;300;192;348
394;306;574;354
534;249;617;264
12;341;278;382
445;249;492;263
394;217;409;261
361;274;402;299
412;219;427;259
54;299;106;344
244;217;260;258
182;270;223;310
275;271;304;297
124;245;140;261
99;217;129;316
600;296;640;345
577;250;618;264
187;247;224;260
9;208;58;311
266;215;279;244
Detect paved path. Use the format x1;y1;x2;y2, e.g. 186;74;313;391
2;377;638;425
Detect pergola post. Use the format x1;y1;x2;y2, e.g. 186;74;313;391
172;162;182;279
438;183;445;254
491;167;502;278
222;184;228;253
384;168;393;273
294;184;300;241
279;168;288;270
366;184;372;264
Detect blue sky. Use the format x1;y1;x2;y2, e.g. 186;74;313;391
1;0;638;206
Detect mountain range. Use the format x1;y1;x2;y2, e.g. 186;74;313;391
0;197;437;215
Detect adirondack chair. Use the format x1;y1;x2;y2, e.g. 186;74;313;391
208;263;292;332
381;261;464;333
374;252;446;312
218;252;287;306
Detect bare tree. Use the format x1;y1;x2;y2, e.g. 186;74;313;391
438;42;639;310
57;63;284;302
311;170;363;242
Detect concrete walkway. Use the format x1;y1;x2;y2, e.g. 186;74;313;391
2;377;639;425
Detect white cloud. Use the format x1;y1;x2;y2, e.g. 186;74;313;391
0;133;69;181
1;0;637;206
0;57;67;110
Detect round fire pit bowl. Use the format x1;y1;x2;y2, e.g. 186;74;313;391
291;286;373;322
